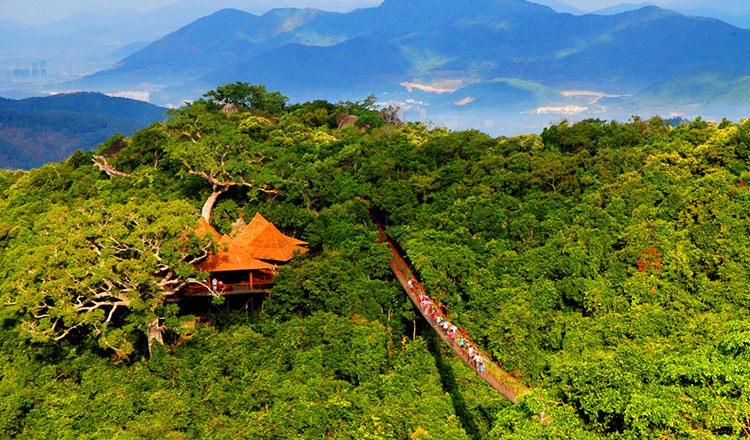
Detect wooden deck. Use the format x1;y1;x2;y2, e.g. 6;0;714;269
182;280;273;297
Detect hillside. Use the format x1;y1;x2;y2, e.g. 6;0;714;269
429;78;572;109
635;64;750;106
0;86;749;438
71;0;750;113
0;92;165;169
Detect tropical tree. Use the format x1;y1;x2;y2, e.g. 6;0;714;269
164;102;281;222
4;199;211;356
203;82;288;113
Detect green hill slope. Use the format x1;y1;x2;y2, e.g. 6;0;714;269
635;63;750;106
430;78;571;109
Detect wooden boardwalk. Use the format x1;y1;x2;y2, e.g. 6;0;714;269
375;223;529;405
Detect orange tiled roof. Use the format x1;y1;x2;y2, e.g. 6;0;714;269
243;222;309;262
233;212;271;245
285;234;308;246
195;213;309;271
196;217;222;242
234;212;307;247
196;243;276;272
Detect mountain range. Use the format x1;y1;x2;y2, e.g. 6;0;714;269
59;0;750;120
0;0;382;80
591;2;750;29
3;0;750;129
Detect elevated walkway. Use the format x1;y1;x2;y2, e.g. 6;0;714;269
374;222;529;405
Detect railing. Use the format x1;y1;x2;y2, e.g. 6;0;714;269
373;220;529;405
184;279;274;296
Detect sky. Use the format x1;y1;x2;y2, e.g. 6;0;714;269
0;0;726;25
0;0;177;24
554;0;663;9
0;0;383;25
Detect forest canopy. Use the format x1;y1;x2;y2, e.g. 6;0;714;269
0;85;749;439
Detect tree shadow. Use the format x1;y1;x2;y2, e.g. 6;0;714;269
427;331;482;440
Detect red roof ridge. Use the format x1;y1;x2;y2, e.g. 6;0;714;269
244;222;309;262
196;217;222;242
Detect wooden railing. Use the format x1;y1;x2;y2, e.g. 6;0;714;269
184;278;274;296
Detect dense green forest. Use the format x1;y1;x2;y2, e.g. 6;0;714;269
1;83;749;439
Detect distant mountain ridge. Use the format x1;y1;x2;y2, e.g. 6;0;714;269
0;93;165;170
0;0;382;86
69;0;750;116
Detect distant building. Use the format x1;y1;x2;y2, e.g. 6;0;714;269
13;69;31;80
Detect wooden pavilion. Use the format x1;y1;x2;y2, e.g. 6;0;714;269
182;214;308;297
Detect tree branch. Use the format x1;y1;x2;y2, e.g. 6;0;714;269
92;155;129;177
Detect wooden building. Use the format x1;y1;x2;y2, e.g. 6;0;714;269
182;213;308;297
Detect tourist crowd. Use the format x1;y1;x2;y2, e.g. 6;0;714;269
409;278;486;372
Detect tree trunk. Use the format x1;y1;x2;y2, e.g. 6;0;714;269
202;187;228;223
146;317;164;357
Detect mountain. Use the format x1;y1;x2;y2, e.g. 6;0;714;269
191;36;412;103
592;2;655;15
666;7;750;29
664;0;750;16
430;78;571;109
528;0;584;14
635;64;750;107
0;92;165;170
593;2;750;29
81;8;340;89
64;0;750;114
0;0;385;86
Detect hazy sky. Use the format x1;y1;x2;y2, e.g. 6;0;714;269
0;0;715;25
0;0;173;23
0;0;383;25
546;0;678;11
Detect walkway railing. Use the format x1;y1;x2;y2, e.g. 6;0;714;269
374;220;529;405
